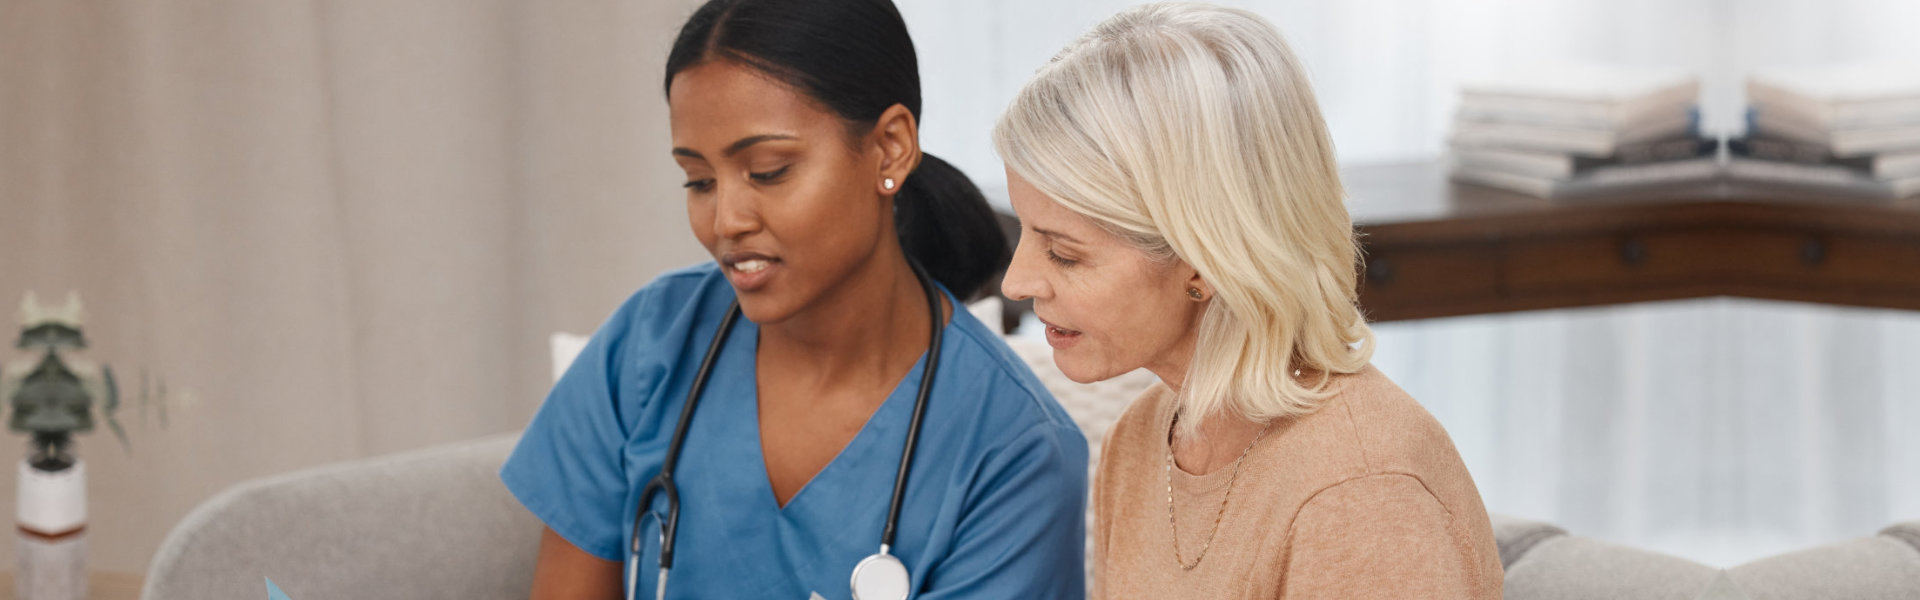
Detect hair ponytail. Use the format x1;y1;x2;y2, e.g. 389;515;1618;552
894;153;1008;301
666;0;1009;300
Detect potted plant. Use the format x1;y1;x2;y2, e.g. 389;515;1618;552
1;292;126;600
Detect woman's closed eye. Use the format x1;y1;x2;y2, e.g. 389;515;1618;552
683;178;716;192
1045;247;1079;267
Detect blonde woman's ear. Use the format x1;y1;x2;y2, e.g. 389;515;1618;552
1185;272;1212;302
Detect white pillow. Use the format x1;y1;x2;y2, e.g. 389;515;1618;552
549;332;591;383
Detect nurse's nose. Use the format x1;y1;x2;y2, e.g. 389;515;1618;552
711;182;762;240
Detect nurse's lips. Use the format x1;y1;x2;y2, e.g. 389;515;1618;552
1037;315;1083;349
721;251;781;292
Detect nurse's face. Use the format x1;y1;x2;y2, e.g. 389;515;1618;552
668;60;896;324
1000;168;1208;386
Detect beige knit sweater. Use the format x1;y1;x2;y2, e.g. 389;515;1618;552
1091;365;1503;599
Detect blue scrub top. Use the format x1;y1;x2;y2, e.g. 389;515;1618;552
502;263;1088;599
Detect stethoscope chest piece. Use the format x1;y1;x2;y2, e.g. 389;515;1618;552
849;550;910;600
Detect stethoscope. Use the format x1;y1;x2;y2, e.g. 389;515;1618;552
626;260;944;600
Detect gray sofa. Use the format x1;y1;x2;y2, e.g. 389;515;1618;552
143;329;1920;598
141;431;1920;599
143;434;542;600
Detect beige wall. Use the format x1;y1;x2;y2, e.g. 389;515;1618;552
0;0;707;574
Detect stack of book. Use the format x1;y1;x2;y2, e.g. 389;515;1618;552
1730;62;1920;199
1448;64;1716;198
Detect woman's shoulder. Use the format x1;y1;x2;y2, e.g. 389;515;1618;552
1275;366;1504;596
1307;364;1463;476
1270;365;1488;526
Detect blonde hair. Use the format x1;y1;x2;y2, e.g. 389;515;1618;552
993;2;1373;437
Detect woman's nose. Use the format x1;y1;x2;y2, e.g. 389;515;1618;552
1001;236;1045;301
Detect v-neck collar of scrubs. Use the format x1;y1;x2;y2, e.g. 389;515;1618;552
721;303;940;519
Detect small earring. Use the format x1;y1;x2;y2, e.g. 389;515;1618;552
883;178;896;190
1187;288;1204;300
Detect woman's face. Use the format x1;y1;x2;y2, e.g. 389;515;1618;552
668;60;893;325
1001;168;1208;385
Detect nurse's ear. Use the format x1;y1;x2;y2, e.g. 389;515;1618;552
871;103;920;198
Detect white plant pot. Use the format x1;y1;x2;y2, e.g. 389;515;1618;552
17;458;87;600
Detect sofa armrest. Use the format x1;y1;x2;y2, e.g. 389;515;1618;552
143;434;541;600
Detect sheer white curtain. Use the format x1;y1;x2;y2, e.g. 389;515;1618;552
904;0;1920;567
1;0;707;572
1370;301;1920;567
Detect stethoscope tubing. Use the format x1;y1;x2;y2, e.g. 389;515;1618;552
629;302;741;569
883;261;942;549
630;260;943;599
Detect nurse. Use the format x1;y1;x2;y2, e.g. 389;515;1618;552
500;0;1089;599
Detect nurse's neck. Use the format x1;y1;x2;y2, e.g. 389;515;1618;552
756;244;951;396
754;242;947;506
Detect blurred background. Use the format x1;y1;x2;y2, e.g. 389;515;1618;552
3;0;1918;578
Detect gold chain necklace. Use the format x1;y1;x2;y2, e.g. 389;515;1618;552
1165;412;1272;571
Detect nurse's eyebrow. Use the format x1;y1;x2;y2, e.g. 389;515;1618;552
671;134;799;159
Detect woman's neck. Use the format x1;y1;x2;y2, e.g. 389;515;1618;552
1169;405;1267;476
1147;327;1200;393
1152;329;1269;476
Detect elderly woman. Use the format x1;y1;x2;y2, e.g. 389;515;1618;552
994;3;1503;598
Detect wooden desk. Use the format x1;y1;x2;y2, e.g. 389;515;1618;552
1349;161;1920;322
987;161;1920;331
0;572;142;600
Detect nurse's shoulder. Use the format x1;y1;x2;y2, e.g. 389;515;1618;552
548;262;736;420
938;308;1088;461
502;262;737;569
596;262;736;349
907;308;1090;597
